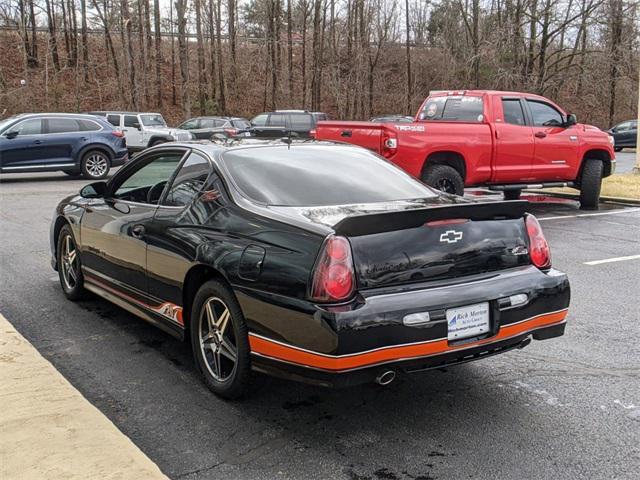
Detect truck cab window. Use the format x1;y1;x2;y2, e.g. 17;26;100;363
527;100;564;127
502;99;526;126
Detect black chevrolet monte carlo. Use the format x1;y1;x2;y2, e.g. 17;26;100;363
50;139;570;398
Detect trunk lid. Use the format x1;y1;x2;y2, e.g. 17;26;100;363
338;201;531;289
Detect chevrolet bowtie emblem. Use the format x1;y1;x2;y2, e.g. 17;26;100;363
440;230;463;243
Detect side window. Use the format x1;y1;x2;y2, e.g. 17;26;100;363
289;114;313;130
47;118;82;133
418;97;447;120
527;100;563;127
215;119;228;127
501;99;526;126
199;119;215;128
79;119;102;131
113;152;185;204
107;114;121;127
441;97;484;122
267;114;287;127
615;122;631;132
251;114;268;126
9;118;43;135
181;119;200;129
124;115;138;128
162;153;211;207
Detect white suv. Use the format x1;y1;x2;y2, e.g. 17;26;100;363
89;112;193;152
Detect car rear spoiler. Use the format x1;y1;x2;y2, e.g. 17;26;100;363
333;200;529;237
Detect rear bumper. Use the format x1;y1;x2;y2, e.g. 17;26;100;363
112;150;129;167
245;265;570;387
252;321;565;388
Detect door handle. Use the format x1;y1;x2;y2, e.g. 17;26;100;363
34;139;43;144
535;131;547;138
341;130;352;137
131;225;145;239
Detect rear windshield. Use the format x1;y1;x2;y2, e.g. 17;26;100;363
419;96;484;122
222;146;437;206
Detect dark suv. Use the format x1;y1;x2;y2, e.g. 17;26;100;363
250;110;328;137
0;113;128;179
608;119;637;151
177;116;252;139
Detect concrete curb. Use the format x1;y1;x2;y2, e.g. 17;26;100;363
0;313;168;480
525;189;640;206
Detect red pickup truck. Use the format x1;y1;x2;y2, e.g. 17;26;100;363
315;90;616;208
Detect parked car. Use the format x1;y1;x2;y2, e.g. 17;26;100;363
370;115;414;123
250;110;328;137
608;119;637;151
0;113;128;179
177;116;252;139
315;90;616;209
89;111;193;152
50;139;569;399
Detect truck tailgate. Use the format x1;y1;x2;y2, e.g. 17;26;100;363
315;121;384;153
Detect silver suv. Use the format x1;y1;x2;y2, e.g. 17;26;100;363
89;111;193;152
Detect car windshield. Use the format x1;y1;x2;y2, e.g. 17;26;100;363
0;115;21;133
140;114;167;127
222;145;437;207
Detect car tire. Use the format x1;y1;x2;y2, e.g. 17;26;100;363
422;164;465;196
80;150;111;180
57;224;86;301
579;158;604;210
503;189;522;200
190;279;251;399
614;146;622;152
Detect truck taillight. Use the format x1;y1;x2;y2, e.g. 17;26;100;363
525;215;551;269
381;132;398;158
310;236;355;303
111;130;125;138
309;128;316;138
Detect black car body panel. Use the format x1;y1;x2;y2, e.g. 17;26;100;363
50;140;569;387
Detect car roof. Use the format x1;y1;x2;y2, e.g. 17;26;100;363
7;112;110;120
151;138;344;157
94;111;162;115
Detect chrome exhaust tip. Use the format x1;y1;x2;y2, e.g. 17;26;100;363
375;370;396;386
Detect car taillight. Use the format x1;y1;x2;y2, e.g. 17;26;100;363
525;215;551;269
224;128;237;137
111;130;125;138
309;128;317;138
381;131;398;158
310;236;355;302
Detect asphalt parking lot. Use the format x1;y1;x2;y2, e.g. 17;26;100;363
1;164;639;480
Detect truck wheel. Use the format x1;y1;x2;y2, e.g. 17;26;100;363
81;150;111;180
422;165;464;196
579;159;603;210
504;189;522;200
149;139;167;147
614;146;622;152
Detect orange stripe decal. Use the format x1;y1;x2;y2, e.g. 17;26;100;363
249;309;567;371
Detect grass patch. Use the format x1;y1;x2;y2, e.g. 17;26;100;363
547;173;640;200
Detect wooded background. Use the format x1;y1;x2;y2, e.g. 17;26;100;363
0;0;638;128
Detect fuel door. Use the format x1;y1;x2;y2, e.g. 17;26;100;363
238;245;266;281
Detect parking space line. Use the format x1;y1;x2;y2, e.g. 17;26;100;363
584;255;640;266
539;208;640;221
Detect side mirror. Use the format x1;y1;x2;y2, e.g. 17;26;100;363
5;131;18;139
80;181;108;199
133;122;141;130
565;114;577;127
